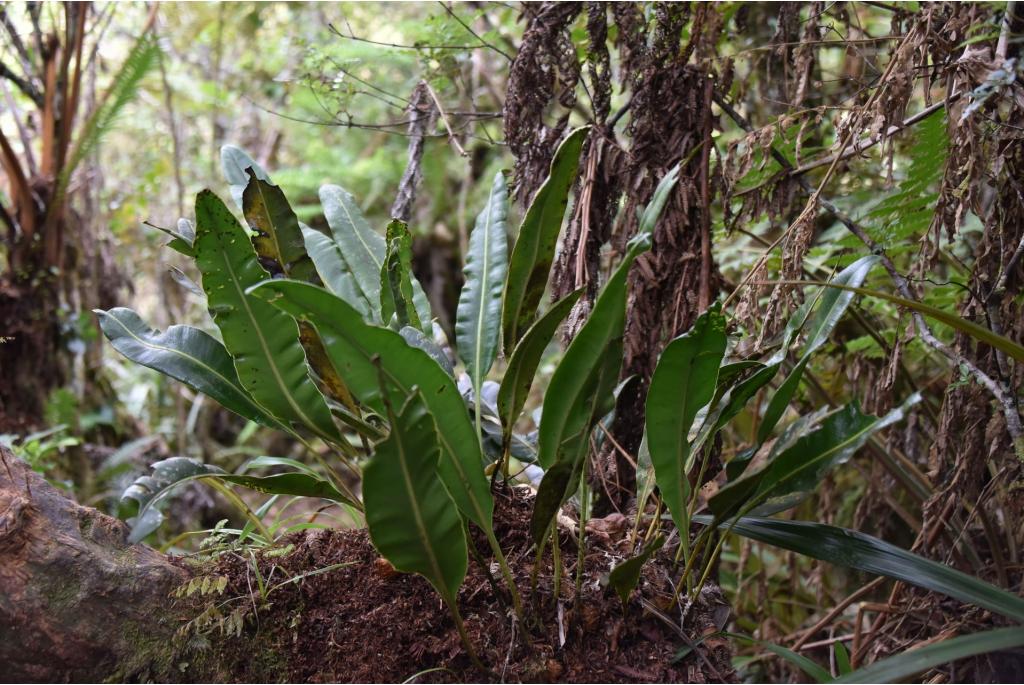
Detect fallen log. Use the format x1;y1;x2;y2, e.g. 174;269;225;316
0;446;187;682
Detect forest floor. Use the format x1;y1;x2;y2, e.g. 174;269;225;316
185;486;734;683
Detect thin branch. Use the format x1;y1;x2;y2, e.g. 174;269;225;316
716;91;1024;452
422;80;467;157
0;59;43;107
328;21;490;53
436;2;514;62
0;5;37;81
788;97;959;176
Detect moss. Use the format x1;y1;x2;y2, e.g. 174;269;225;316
41;574;81;611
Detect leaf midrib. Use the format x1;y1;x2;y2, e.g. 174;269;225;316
315;315;491;528
471;180;498;382
105;314;250;407
392;411;452;601
219;248;328;439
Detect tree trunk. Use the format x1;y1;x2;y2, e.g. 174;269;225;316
0;446;187;681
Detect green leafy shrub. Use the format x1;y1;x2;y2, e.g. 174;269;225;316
98;130;1024;674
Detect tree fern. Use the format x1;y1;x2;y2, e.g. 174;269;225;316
850;110;948;252
54;32;161;206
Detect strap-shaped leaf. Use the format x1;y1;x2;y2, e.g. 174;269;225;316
149;218;195;257
608;535;665;608
240;170;317;281
796;280;1024;364
693;514;1024;624
497;288;582;435
501;127;588;353
193;190;339;442
536;164;680;471
95;307;280;428
711;393;921;519
301;225;371;318
380;219;422;331
646;305;727;536
239;173;355;410
219;472;357;509
320;183;385;316
120;457;224;543
456;170;509;384
320;185;432;328
530;341;622;543
363;390;468;603
249;279;494;530
221;144;270;209
834;627;1024;683
529;166;681;543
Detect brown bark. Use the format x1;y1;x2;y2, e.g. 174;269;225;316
0;446;187;682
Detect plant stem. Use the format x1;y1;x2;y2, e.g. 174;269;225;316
205;478;272;541
574;465;590;600
484;526;525;621
446;600;489;675
552;528;562;605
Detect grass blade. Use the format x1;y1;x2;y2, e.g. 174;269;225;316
694;515;1024;623
833;627;1024;683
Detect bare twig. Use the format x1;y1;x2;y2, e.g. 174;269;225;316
0;59;43;107
390;82;438;222
328;21;489;53
436;2;514;62
422;80;467;158
716;90;1024;453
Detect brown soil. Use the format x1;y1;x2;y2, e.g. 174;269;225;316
177;485;735;683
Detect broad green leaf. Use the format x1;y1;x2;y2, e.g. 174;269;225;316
791;281;1024;364
320;184;431;328
834;627;1024;683
220;472;357;509
646;305;728;536
221;145;270;209
249;279;494;530
240;170;317;281
530;341;623;543
694;515;1024;623
120;457;224;543
301;226;371;318
239;174;356;410
380;219;422;331
711;394;920;519
802;255;880;357
95;307;280;428
193;190;339;442
608;535;665;608
400;325;454;377
501;127;588;353
319;184;385;306
456;170;509;384
530;167;680;544
497;288;582;434
363;391;468;603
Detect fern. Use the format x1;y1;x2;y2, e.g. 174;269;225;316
848;110;948;252
54;32;161;205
